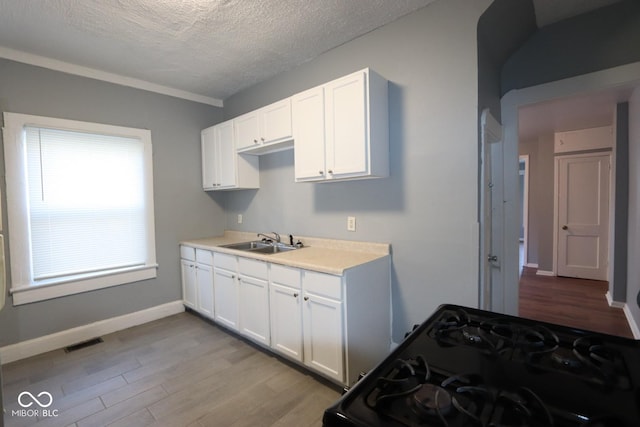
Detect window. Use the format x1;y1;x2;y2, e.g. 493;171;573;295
3;113;157;305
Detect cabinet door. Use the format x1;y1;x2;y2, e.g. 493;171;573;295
260;98;292;143
303;292;344;383
181;259;197;309
213;267;239;331
234;111;259;150
196;263;214;318
270;283;303;362
216;121;237;188
293;86;326;181
325;71;368;177
201;126;219;189
238;274;270;345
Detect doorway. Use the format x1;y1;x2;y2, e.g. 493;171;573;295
498;62;640;319
519;155;529;275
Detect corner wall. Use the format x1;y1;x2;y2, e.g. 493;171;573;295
626;86;640;333
223;0;492;341
0;59;225;347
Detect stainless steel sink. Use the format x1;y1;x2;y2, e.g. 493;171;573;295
220;241;271;251
220;241;300;254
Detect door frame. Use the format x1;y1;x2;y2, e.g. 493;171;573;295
519;154;529;271
500;62;640;316
480;108;503;311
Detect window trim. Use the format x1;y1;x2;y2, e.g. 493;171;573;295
3;112;157;305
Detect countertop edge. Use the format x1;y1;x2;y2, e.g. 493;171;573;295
180;233;390;276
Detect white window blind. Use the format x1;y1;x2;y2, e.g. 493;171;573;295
25;127;148;280
3;112;157;305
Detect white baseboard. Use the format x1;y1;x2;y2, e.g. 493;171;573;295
0;300;185;364
605;291;626;308
525;263;539;268
623;304;640;339
536;270;554;277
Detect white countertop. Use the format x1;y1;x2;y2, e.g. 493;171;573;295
181;231;390;275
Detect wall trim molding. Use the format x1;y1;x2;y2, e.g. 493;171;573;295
623;304;640;339
525;263;539;268
0;301;185;364
535;270;554;276
0;47;223;107
605;290;626;308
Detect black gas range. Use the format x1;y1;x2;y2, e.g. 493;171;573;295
323;304;640;427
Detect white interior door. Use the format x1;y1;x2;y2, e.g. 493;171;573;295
556;153;610;280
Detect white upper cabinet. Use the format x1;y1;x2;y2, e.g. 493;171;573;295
292;86;326;180
293;68;389;182
201;120;259;191
235;98;293;155
234;110;259;151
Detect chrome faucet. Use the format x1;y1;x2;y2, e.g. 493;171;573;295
257;232;281;244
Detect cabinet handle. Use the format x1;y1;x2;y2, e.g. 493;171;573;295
328;169;333;174
304;296;309;301
231;274;235;279
260;137;265;142
293;292;299;298
319;170;324;175
253;139;258;144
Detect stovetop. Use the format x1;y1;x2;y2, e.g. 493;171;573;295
323;305;640;427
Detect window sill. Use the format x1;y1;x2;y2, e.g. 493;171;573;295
10;265;158;305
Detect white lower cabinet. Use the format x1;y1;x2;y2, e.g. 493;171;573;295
180;245;390;386
213;253;239;331
302;271;344;382
238;258;270;346
195;250;214;318
180;246;214;319
269;265;303;362
181;258;197;309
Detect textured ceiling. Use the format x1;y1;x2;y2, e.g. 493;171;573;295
0;0;626;106
0;0;434;104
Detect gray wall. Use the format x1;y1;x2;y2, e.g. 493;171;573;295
518;136;554;270
613;103;629;302
223;0;492;342
627;86;640;328
477;0;536;122
0;59;225;346
502;0;640;95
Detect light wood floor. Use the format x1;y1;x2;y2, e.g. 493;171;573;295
519;266;634;338
1;312;341;427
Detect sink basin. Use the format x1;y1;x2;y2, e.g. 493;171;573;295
251;243;298;254
220;241;300;255
220;241;271;251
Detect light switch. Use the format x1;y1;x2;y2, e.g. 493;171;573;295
347;216;356;232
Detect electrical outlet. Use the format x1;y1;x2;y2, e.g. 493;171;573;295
347;216;356;232
237;214;243;224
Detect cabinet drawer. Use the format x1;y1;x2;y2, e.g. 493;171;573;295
195;249;213;265
303;270;342;300
270;264;301;289
180;245;196;261
214;252;237;270
238;257;268;279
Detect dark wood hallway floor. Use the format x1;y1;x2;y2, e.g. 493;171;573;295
519;266;634;338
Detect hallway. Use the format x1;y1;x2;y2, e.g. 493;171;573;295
518;267;634;338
